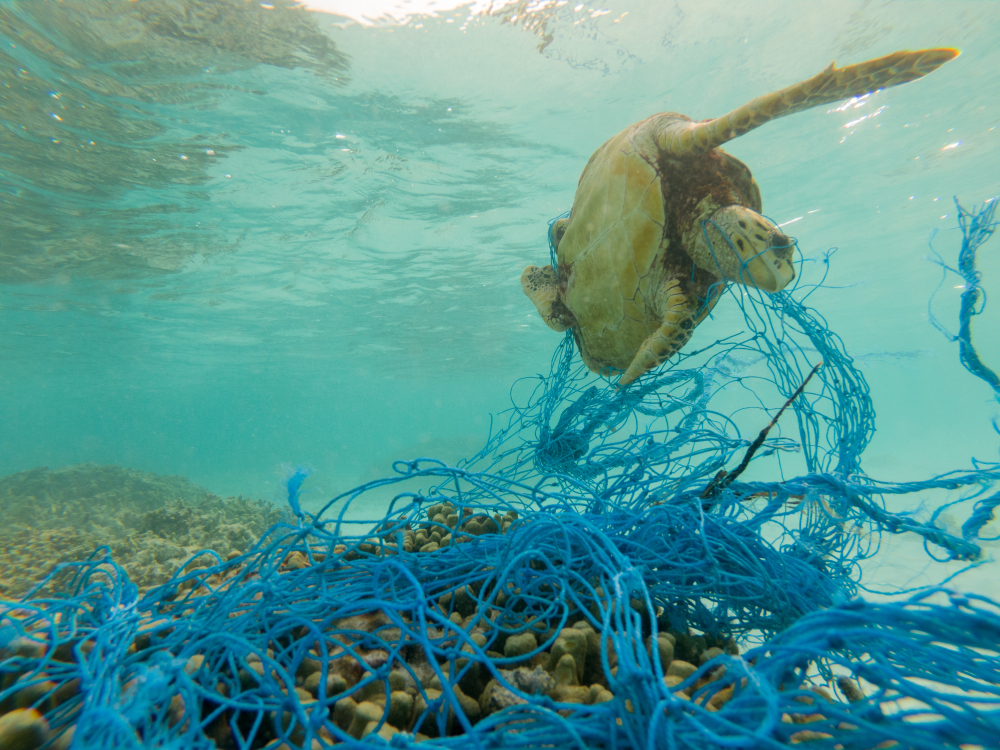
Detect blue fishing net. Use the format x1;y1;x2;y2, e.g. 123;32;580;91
1;200;998;749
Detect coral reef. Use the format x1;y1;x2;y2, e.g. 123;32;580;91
0;513;755;750
0;463;282;599
0;491;989;749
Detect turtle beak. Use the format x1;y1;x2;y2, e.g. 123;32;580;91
742;229;795;292
705;206;796;292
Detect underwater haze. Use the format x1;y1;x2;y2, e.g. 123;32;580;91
2;0;999;601
3;3;1000;748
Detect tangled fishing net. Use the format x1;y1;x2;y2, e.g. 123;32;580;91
1;199;998;749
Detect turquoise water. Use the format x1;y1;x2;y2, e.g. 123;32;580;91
1;0;998;593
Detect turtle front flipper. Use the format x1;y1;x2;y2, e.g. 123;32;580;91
521;264;575;332
619;279;696;386
655;47;959;155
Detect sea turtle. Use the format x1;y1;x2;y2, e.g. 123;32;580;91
521;48;958;386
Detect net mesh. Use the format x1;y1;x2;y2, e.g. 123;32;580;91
1;199;998;749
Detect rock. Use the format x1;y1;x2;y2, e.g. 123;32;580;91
671;632;707;665
552;684;591;704
699;646;724;666
592;686;614;703
571;620;600;654
667;660;698;681
52;678;80;708
479;679;526;716
463;515;499;535
363;720;398;741
48;725;75;750
302;672;320;697
837;677;865;703
706;684;734;711
351;677;386;704
553;654;579;687
499;666;555;696
12;676;58;712
0;708;48;750
647;633;675;671
184;654;205;675
168;694;187;730
503;631;537;659
304;672;347;698
8;637;45;660
456;648;489;698
333;697;357;730
789;729;834;743
238;663;267;692
386;690;413;729
296;655;322;682
547;628;587;684
810;686;834;703
452;684;481;723
412;688;448;737
347;701;384;739
281;551;309;570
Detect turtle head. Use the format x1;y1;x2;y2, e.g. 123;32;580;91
692;205;795;292
549;217;569;252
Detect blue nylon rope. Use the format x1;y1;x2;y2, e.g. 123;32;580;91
2;201;999;749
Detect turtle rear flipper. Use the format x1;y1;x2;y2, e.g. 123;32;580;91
619;279;694;386
521;265;575;332
655;47;959;155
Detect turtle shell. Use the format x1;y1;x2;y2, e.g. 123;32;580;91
530;48;959;382
555;113;763;376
